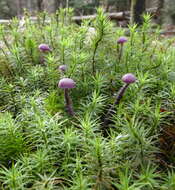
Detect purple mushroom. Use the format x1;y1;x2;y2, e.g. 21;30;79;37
116;37;128;71
59;65;67;72
58;78;76;116
38;44;51;53
104;73;136;126
114;73;136;105
122;73;136;84
117;36;128;44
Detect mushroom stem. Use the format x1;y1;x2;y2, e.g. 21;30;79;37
104;83;129;125
118;44;124;63
64;89;74;116
114;83;129;105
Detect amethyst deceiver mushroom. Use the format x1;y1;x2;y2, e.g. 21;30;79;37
114;73;136;105
38;44;51;53
59;65;67;72
104;73;136;125
117;36;128;44
122;73;136;84
117;37;128;69
58;78;76;116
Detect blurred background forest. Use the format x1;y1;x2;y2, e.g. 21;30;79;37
0;0;175;26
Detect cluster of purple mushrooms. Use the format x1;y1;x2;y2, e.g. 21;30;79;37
38;37;136;119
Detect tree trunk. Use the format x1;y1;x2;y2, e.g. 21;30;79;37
6;0;17;18
130;0;146;25
26;0;32;11
17;0;23;17
54;0;60;10
37;0;44;11
43;0;56;13
156;0;164;25
164;0;175;25
94;0;100;7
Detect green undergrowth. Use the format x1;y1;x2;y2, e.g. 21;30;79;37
0;8;175;190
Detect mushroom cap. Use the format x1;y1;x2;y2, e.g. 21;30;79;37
59;65;67;72
38;44;51;52
58;78;76;89
117;36;127;44
122;73;136;84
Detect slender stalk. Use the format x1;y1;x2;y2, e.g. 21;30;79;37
117;44;124;71
92;28;104;76
114;83;129;105
125;52;129;73
62;46;65;65
118;44;123;62
115;44;119;72
103;83;129;125
64;89;74;116
92;38;101;76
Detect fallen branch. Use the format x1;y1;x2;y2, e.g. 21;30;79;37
72;7;157;23
0;7;158;25
0;20;11;24
72;12;128;22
